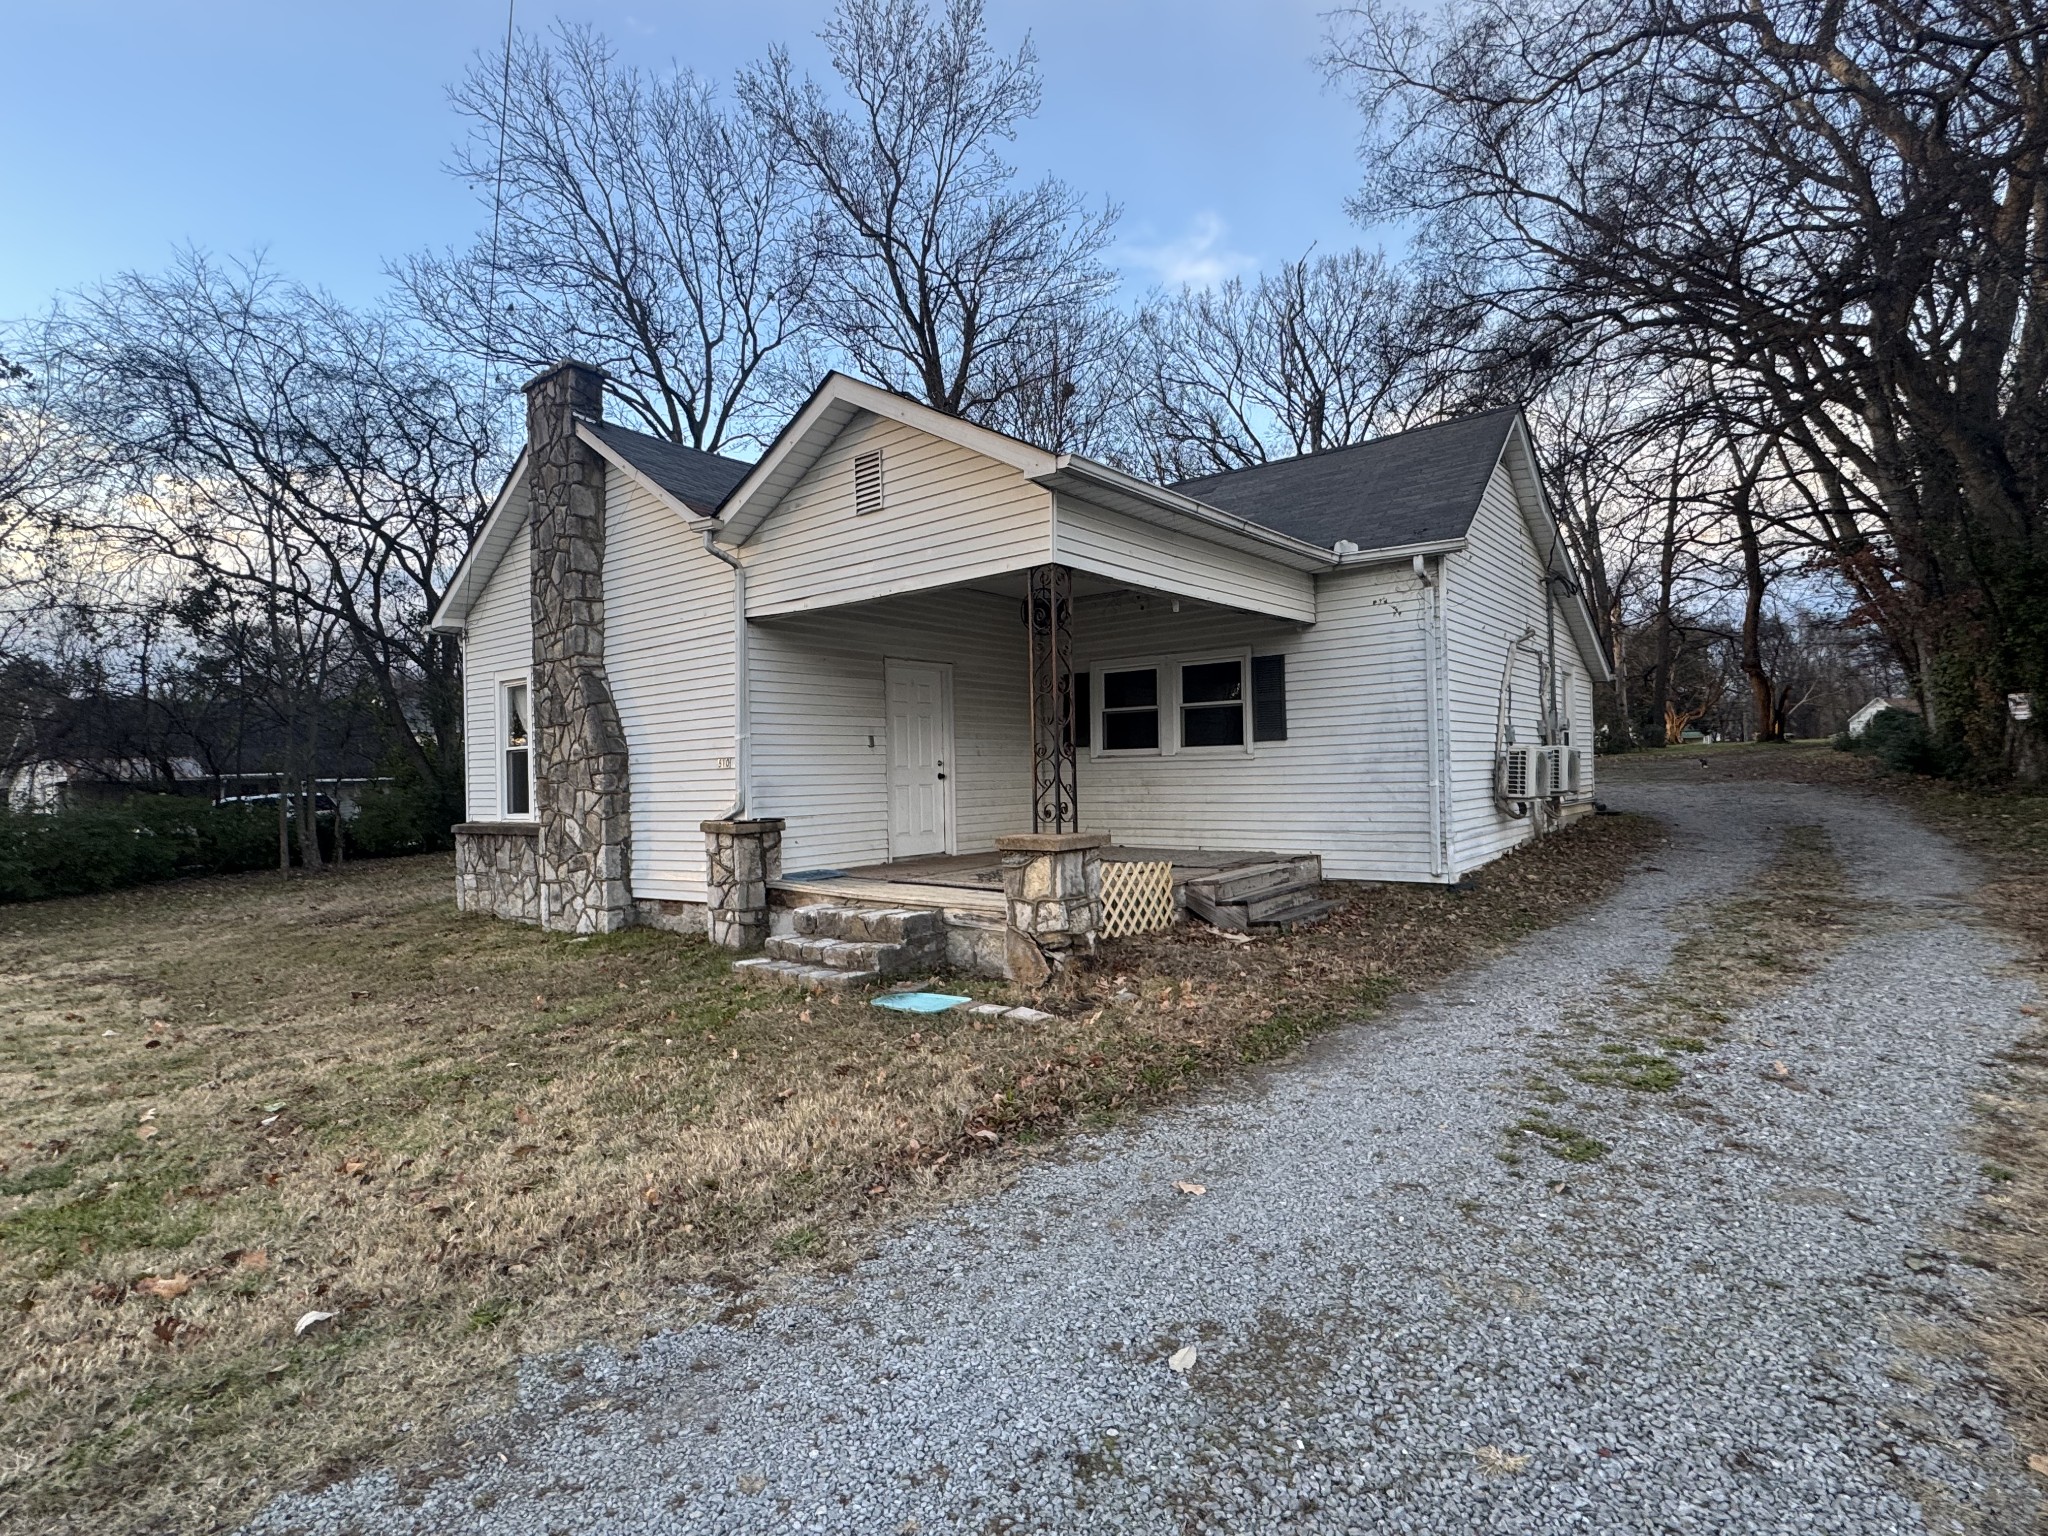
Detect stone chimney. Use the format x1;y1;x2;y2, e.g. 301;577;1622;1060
524;360;633;933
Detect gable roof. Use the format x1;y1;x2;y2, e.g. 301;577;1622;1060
429;427;753;634
1170;407;1520;552
580;419;752;515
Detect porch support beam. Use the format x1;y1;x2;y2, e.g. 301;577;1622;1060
1027;563;1078;834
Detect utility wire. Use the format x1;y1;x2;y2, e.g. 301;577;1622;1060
481;0;516;422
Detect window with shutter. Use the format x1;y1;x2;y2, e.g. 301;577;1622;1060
853;448;884;515
1251;654;1287;741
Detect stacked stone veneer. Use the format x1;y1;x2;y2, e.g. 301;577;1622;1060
454;822;542;924
526;361;634;934
702;818;784;948
997;832;1103;983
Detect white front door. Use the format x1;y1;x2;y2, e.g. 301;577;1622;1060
886;659;953;859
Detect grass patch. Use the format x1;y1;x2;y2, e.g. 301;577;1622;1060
1510;1115;1608;1163
0;810;1661;1532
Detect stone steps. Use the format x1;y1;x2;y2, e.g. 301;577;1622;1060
730;902;946;988
732;957;880;990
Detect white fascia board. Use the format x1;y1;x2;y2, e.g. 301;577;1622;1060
428;447;530;634
714;372;1060;545
573;420;714;524
1330;536;1469;568
1501;415;1613;683
1039;458;1336;571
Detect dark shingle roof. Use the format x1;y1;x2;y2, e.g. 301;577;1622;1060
1170;407;1519;552
581;419;754;514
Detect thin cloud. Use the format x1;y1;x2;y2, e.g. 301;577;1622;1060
1118;212;1257;290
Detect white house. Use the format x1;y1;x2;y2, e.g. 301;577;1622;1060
1846;696;1920;737
429;363;1608;982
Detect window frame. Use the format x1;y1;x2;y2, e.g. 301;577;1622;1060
1085;648;1256;759
499;673;535;820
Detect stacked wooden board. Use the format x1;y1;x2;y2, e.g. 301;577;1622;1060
1180;855;1337;934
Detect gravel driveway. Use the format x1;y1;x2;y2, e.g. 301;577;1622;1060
250;778;2041;1536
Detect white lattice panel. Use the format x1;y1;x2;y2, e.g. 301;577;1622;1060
1100;860;1175;937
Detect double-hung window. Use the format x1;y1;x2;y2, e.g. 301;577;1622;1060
1099;667;1160;751
1089;650;1288;757
502;679;533;817
1179;659;1246;748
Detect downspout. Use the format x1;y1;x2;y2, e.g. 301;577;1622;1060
702;529;750;819
1414;555;1453;880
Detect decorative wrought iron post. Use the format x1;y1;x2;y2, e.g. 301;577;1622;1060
1027;563;1077;832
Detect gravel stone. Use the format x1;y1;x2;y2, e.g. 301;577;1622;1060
245;781;2042;1535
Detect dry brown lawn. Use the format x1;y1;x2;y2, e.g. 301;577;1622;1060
0;811;1660;1533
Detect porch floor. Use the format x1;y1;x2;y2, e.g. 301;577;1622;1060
769;844;1302;918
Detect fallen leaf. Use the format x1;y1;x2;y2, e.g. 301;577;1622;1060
234;1247;269;1272
294;1310;337;1337
339;1159;367;1176
1167;1344;1199;1373
134;1124;158;1141
737;1474;768;1495
1472;1445;1531;1475
261;1102;285;1113
513;1104;534;1124
1770;1061;1791;1077
2029;1452;2048;1477
134;1273;192;1299
969;1128;999;1142
641;1186;662;1208
510;1143;540;1160
1174;1181;1207;1196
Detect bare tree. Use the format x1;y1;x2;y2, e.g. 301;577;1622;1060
44;252;498;800
1325;0;2048;775
402;24;820;452
741;0;1119;424
1127;248;1469;480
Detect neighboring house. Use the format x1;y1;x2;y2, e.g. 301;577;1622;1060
1847;696;1921;737
430;363;1609;980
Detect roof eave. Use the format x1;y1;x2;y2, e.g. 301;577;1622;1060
428;447;531;634
1041;457;1338;571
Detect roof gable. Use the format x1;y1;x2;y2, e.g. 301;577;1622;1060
1169;407;1519;553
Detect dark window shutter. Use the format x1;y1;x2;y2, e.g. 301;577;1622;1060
1072;670;1090;749
1251;654;1287;741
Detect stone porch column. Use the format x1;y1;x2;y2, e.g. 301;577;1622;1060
996;832;1104;984
702;817;784;949
526;360;634;935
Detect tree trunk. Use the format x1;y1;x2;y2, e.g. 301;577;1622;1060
298;772;324;872
276;780;290;873
1733;499;1780;741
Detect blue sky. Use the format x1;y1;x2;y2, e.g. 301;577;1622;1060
1;0;1375;321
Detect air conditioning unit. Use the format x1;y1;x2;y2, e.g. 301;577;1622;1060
1500;744;1579;804
1498;744;1538;804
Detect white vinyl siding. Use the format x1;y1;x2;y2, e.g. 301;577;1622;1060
603;473;737;902
1442;459;1597;870
1052;493;1316;624
749;588;1030;873
461;519;531;822
1074;567;1440;882
741;412;1053;618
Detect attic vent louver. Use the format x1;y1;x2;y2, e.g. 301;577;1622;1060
853;449;884;515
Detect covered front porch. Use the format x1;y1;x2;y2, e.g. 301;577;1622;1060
744;564;1318;880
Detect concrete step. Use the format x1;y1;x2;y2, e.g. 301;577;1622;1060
791;904;944;944
732;957;880;990
764;933;933;974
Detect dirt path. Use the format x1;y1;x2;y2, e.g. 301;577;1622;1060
250;775;2042;1536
